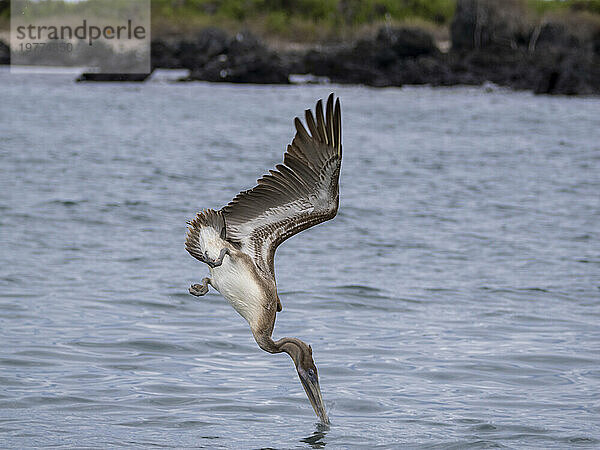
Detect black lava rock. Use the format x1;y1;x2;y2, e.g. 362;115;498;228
142;2;600;96
76;72;152;82
0;40;10;65
448;0;600;95
300;26;441;87
187;31;289;84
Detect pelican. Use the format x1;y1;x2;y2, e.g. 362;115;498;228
185;94;342;424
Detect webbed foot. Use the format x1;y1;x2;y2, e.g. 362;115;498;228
189;277;211;296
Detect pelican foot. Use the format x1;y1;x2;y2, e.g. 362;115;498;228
189;277;211;296
202;248;230;268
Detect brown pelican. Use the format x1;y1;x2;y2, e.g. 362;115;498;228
185;94;342;424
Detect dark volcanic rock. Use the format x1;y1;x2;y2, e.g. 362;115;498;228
151;30;289;83
535;22;582;50
151;39;180;69
375;27;438;58
451;0;478;51
451;0;530;51
301;26;442;87
151;28;229;70
302;45;385;85
146;3;599;95
594;30;600;56
391;55;455;86
178;28;229;69
449;0;600;95
76;72;152;82
534;53;600;95
527;20;600;95
0;40;10;65
187;31;289;84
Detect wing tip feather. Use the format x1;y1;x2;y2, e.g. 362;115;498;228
218;94;343;271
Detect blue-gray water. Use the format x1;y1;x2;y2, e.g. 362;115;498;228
1;71;599;448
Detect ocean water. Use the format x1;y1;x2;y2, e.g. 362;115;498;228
1;71;599;448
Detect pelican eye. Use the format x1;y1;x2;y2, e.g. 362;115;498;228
307;368;317;382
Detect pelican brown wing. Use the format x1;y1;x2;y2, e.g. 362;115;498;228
221;94;342;277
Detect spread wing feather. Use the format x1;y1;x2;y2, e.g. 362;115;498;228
221;94;342;277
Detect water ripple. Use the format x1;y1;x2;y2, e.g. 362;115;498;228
1;75;599;448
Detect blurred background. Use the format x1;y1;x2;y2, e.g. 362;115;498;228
1;1;599;449
1;0;600;93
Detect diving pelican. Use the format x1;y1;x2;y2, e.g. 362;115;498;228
185;94;342;424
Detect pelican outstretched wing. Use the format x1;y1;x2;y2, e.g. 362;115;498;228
221;94;342;277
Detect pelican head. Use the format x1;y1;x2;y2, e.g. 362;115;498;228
281;339;329;424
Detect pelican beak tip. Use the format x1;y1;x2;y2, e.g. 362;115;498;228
298;368;329;424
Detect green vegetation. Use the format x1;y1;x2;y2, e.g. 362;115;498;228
527;0;600;15
1;0;149;18
1;0;454;41
1;0;599;43
152;0;456;25
525;0;600;39
150;0;455;42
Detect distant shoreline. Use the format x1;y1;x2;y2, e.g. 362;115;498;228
149;0;600;96
1;0;599;95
